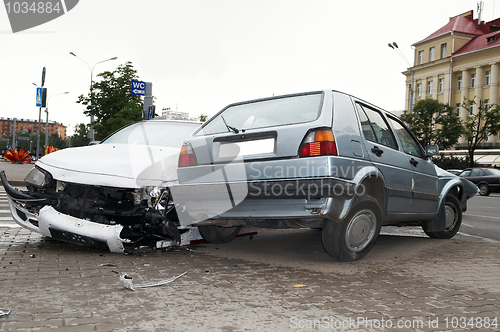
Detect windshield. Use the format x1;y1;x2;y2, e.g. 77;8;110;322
101;121;199;148
198;92;323;135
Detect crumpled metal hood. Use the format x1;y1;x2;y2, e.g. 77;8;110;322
36;143;180;188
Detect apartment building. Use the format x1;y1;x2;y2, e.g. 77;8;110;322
403;9;500;147
0;117;67;139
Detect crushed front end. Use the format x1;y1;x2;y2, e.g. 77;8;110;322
1;167;190;253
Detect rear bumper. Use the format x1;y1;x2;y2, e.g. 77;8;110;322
172;177;355;226
173;177;356;200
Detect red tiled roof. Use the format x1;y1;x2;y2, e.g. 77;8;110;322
414;16;486;45
453;30;500;55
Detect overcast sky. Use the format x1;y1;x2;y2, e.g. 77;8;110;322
1;0;499;135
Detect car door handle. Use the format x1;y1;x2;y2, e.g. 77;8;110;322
410;158;418;167
371;146;384;157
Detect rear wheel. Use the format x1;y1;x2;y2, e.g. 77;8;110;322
198;225;241;243
423;195;462;239
322;195;382;262
478;183;490;196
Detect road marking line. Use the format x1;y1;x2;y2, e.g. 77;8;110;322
465;214;500;220
0;223;21;228
462;223;473;228
457;231;500;244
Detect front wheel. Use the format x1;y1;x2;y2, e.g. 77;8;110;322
322;195;382;262
423;195;462;239
198;225;241;244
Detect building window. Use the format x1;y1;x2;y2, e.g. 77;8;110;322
429;47;435;62
456;103;461;117
440;43;447;58
418;51;424;65
457;76;462;90
417;83;422;97
427;81;433;95
439;78;444;93
485;70;491;86
471;73;476;88
484;99;490;111
469;104;474;116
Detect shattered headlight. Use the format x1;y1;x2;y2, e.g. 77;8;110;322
25;167;53;188
139;186;170;209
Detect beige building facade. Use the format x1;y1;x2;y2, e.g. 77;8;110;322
403;10;500;148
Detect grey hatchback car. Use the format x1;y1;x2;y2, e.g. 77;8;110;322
172;90;478;261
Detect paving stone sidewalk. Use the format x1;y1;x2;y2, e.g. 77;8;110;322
0;226;499;332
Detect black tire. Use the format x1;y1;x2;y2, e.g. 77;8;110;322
321;195;382;262
198;225;241;244
423;195;462;239
478;183;490;196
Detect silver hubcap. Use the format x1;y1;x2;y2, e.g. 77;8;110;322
444;203;457;230
480;185;488;195
345;209;377;252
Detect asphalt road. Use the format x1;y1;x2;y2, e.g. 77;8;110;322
460;193;500;241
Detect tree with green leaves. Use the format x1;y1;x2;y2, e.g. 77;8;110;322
199;113;208;122
70;123;90;147
77;62;143;140
49;133;68;149
461;98;500;166
400;98;463;150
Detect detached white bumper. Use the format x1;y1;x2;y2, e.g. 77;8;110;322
6;196;125;253
38;206;125;253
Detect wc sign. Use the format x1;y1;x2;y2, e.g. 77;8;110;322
131;80;146;96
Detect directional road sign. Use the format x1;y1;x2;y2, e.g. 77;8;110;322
131;80;146;96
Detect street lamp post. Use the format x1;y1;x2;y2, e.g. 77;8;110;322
44;92;69;153
69;52;117;141
388;42;414;114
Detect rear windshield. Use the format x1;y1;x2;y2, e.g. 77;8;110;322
197;92;323;135
101;121;199;148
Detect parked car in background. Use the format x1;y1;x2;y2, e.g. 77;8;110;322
173;90;479;261
458;167;500;196
1;120;201;252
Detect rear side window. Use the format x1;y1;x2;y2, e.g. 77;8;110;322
470;169;485;176
198;93;323;135
355;103;398;150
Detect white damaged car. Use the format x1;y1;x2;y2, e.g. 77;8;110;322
0;120;201;253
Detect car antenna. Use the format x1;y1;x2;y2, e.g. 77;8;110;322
221;116;239;133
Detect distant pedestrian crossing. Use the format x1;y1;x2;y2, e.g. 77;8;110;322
0;187;21;228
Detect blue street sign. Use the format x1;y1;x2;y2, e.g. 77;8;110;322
36;87;43;107
147;105;155;120
131;80;146;96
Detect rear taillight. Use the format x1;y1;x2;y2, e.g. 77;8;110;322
299;130;337;157
178;143;198;167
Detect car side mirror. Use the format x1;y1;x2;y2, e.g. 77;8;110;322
425;144;439;157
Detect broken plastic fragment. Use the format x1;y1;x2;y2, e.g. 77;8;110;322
120;271;187;291
293;283;307;288
0;309;10;317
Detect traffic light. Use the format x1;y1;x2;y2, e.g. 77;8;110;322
28;127;32;134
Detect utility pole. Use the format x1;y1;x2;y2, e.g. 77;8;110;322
36;67;46;159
